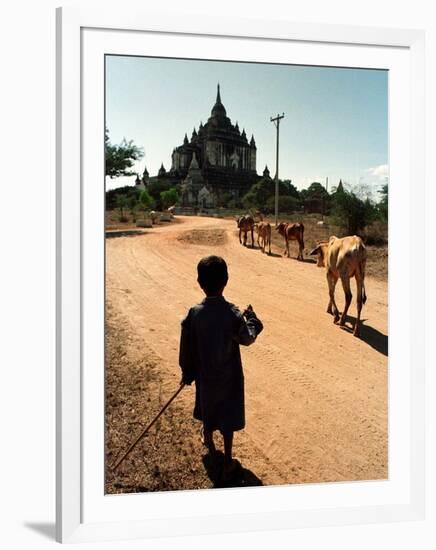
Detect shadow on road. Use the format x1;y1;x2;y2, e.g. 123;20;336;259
340;316;388;356
301;257;317;264
202;450;263;489
106;230;147;238
240;244;284;258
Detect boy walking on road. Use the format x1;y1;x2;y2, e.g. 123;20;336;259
179;255;263;482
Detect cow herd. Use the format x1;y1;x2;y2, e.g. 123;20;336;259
236;214;368;337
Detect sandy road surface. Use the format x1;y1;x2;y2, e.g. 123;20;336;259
106;215;387;487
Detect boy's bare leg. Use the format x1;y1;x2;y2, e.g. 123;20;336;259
222;431;235;468
202;427;216;453
223;431;233;463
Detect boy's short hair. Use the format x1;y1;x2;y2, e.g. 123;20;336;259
197;255;228;294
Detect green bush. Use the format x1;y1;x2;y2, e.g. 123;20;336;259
241;176;299;212
138;188;155;213
106;185;140;210
377;184;388;222
266;195;300;213
148;180;172;210
331;190;377;234
160;187;179;209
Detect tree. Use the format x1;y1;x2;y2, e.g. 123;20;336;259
138;189;155;214
241;190;258;210
218;192;233;208
280;180;300;199
378;183;388;221
105;128;144;178
300;181;330;214
241;176;296;212
115;194;129;222
266;195;299;213
105;185;140;210
147;180;172;210
160;187;179;209
354;182;375;202
127;194;138;222
331;189;376;234
306;182;329;199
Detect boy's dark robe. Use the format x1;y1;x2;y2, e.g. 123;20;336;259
179;296;263;433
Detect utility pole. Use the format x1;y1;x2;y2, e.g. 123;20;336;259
270;113;285;226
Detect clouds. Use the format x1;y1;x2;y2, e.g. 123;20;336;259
366;164;389;181
353;164;389;202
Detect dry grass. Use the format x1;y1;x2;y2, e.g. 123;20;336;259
105;301;212;493
105;209;181;231
106;210;137;230
177;228;228;246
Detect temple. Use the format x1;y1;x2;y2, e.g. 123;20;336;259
139;84;260;208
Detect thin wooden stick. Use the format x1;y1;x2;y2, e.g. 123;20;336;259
111;383;185;472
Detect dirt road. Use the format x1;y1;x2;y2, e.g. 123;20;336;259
106;215;387;489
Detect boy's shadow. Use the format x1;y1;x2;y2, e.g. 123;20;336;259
202;450;263;489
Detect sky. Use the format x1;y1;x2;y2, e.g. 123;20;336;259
105;55;388;196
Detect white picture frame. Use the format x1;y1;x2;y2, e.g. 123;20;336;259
56;6;426;544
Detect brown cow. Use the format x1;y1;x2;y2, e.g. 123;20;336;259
255;221;272;254
276;222;305;260
310;235;367;337
237;215;255;247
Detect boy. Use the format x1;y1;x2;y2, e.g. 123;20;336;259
179;255;263;481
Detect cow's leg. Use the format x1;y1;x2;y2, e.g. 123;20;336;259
327;271;340;322
251;227;254;248
239;228;242;244
299;237;304;260
268;234;271;255
353;273;364;337
339;273;352;326
299;232;305;261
